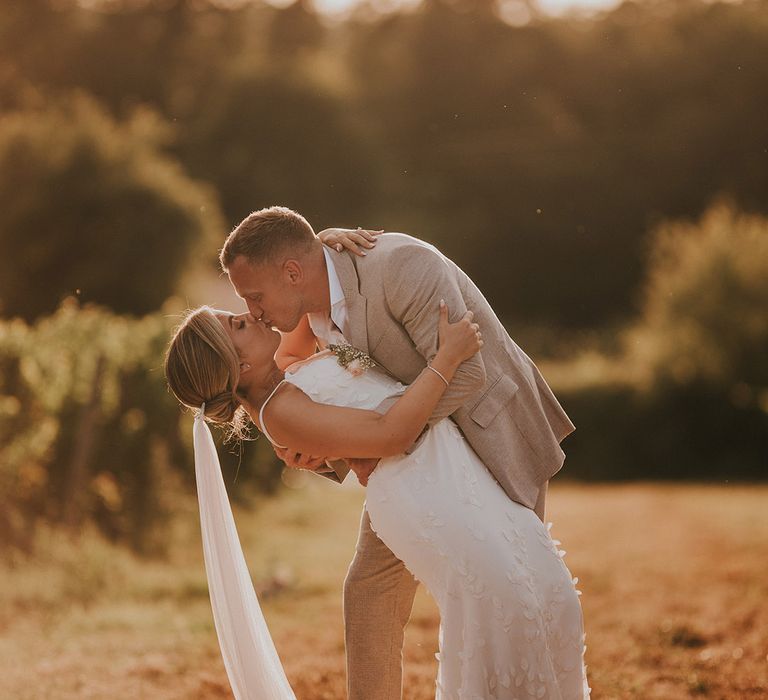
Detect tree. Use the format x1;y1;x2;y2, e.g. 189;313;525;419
625;198;768;394
0;93;224;320
179;70;376;228
552;200;768;480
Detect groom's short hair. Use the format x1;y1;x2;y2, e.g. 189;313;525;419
219;205;315;270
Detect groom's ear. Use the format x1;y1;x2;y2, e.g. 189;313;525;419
282;259;303;285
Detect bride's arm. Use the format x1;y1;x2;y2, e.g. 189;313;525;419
317;227;381;255
274;314;317;370
262;303;482;459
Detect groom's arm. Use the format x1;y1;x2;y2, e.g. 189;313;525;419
318;248;485;482
383;244;486;425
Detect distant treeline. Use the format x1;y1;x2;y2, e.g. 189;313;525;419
554;201;768;482
0;1;765;554
0;201;764;558
1;0;767;327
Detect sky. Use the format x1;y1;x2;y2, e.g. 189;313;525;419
308;0;621;20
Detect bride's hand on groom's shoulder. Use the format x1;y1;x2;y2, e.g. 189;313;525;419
317;227;383;256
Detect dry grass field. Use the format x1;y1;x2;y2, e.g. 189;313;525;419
1;479;766;699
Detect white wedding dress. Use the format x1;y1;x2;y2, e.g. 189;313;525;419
277;351;590;700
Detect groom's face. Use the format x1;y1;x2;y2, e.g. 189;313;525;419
227;255;304;332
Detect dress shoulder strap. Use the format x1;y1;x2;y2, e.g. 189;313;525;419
258;379;288;449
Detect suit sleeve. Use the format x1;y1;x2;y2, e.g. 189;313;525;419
383;244;487;426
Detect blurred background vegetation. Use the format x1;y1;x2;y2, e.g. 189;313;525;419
0;0;765;557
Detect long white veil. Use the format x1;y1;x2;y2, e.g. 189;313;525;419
193;407;296;700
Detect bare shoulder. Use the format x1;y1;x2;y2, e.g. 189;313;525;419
265;382;310;418
257;382;314;442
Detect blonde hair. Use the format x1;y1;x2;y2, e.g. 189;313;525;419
164;306;251;440
219;205;315;271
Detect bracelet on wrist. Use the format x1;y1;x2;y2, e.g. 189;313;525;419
426;364;450;388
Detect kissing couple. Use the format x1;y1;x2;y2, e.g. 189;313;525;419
165;206;590;699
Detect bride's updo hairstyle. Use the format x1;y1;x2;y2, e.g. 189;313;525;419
165;306;251;439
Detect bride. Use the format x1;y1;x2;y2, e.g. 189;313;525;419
165;301;589;699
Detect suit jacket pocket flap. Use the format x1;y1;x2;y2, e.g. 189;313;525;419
469;374;519;428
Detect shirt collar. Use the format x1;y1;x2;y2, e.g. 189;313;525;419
323;246;345;308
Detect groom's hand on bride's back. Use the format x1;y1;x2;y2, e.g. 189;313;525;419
273;446;328;471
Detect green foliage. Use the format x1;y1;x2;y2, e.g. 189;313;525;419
178;70;376;228
625;200;768;392
3;0;767;328
0;93;223;320
0;0;765;492
555;200;768;479
0;304;283;557
345;0;768;326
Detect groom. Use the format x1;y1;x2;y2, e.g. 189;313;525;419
220;205;575;700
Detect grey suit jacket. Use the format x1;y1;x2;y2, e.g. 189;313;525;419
320;232;575;511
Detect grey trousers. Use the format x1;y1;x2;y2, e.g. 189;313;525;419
343;482;548;700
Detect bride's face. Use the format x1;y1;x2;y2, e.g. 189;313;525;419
216;311;281;391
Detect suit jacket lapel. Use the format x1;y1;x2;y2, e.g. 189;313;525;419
324;244;369;354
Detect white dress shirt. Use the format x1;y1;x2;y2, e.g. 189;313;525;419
307;247;348;348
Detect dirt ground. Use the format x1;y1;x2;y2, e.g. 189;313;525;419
1;480;766;699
